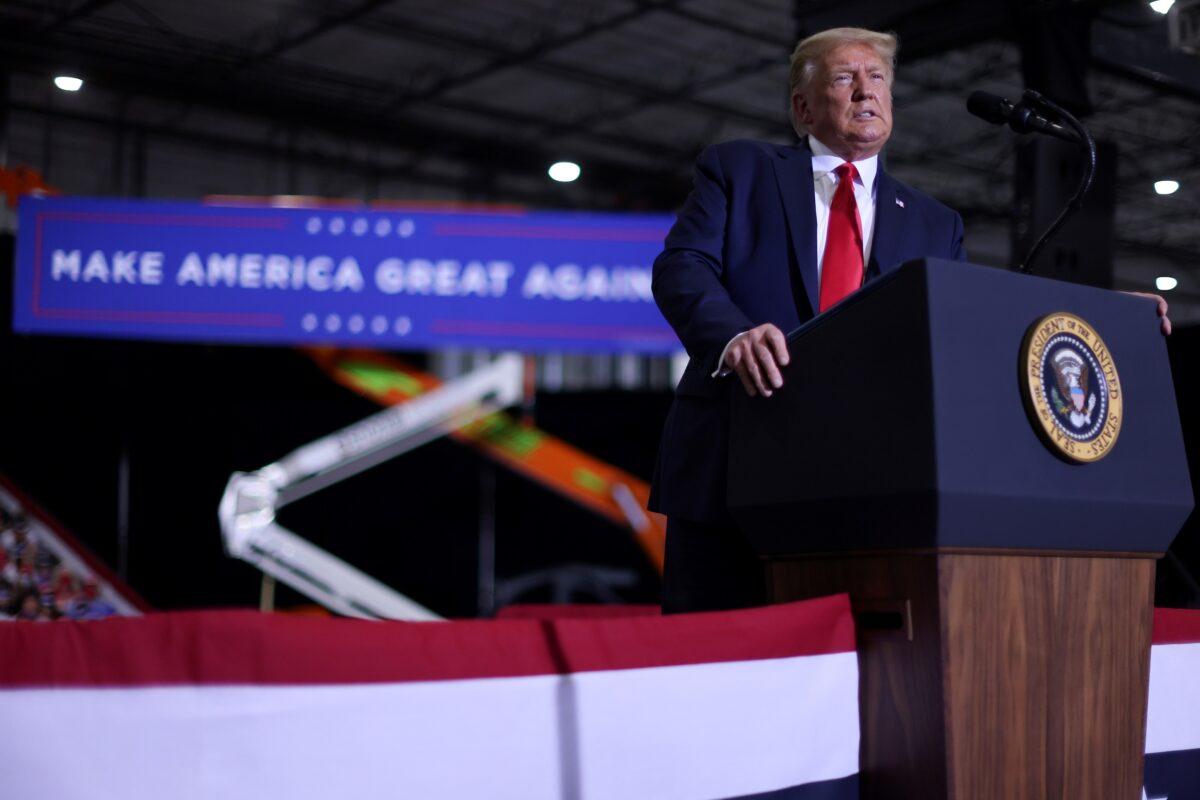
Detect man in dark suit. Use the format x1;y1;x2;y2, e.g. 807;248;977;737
649;27;968;613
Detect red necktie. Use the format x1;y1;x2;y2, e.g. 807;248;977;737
818;162;864;312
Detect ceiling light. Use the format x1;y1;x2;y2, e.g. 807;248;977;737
1156;276;1178;291
53;75;83;92
548;161;581;183
1149;0;1175;14
1154;179;1180;195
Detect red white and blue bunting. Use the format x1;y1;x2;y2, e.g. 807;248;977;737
0;594;859;800
1144;607;1200;800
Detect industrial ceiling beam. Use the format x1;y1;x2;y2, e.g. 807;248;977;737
243;0;397;66
654;3;791;49
429;96;695;162
1091;12;1200;102
539;54;784;150
0;30;689;205
38;0;121;33
351;10;783;130
12;4;710;166
5;99;620;209
383;0;679;112
0;6;1020;184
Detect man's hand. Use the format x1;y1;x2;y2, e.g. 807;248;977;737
724;323;790;397
1123;291;1172;336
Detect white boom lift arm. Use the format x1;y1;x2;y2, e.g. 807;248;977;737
218;354;524;621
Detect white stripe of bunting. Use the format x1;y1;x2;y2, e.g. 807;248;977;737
1;651;859;800
1145;641;1200;756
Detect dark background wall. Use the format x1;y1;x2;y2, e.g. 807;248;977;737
1159;323;1200;607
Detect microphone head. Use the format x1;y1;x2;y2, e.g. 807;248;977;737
966;90;1012;125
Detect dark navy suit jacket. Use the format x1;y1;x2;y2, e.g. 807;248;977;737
649;138;967;523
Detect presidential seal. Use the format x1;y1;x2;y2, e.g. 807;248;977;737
1020;312;1122;463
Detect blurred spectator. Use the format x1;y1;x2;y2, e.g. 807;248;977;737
0;509;116;622
8;524;32;561
68;581;116;620
52;570;78;616
14;591;52;621
16;557;35;590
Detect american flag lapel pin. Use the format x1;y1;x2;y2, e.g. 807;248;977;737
895;197;905;208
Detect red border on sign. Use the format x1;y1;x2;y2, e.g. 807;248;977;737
432;223;667;241
430;319;678;341
32;211;288;327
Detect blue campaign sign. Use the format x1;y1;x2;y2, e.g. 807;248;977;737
12;197;682;354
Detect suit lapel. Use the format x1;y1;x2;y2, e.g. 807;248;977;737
771;143;819;316
868;169;905;278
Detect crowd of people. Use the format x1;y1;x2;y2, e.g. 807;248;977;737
0;508;116;621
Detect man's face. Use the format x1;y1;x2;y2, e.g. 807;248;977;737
792;42;893;161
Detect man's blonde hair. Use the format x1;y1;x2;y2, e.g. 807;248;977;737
788;27;898;136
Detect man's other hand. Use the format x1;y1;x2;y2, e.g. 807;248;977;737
725;323;790;397
1123;291;1172;336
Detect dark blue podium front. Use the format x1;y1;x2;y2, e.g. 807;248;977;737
727;258;1193;555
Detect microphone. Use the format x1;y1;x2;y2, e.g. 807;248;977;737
965;89;1097;274
966;90;1079;144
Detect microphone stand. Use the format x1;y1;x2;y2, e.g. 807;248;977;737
1017;89;1097;275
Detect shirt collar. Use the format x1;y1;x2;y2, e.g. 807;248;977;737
808;134;878;190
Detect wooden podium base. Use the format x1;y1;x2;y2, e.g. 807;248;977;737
767;551;1155;800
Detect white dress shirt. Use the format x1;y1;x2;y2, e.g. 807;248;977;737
713;135;880;377
808;134;879;279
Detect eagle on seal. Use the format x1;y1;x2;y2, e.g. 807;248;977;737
1052;348;1096;429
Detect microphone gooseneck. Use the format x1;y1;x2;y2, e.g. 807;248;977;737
1014;90;1097;275
965;89;1098;275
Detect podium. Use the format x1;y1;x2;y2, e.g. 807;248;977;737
726;259;1194;800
